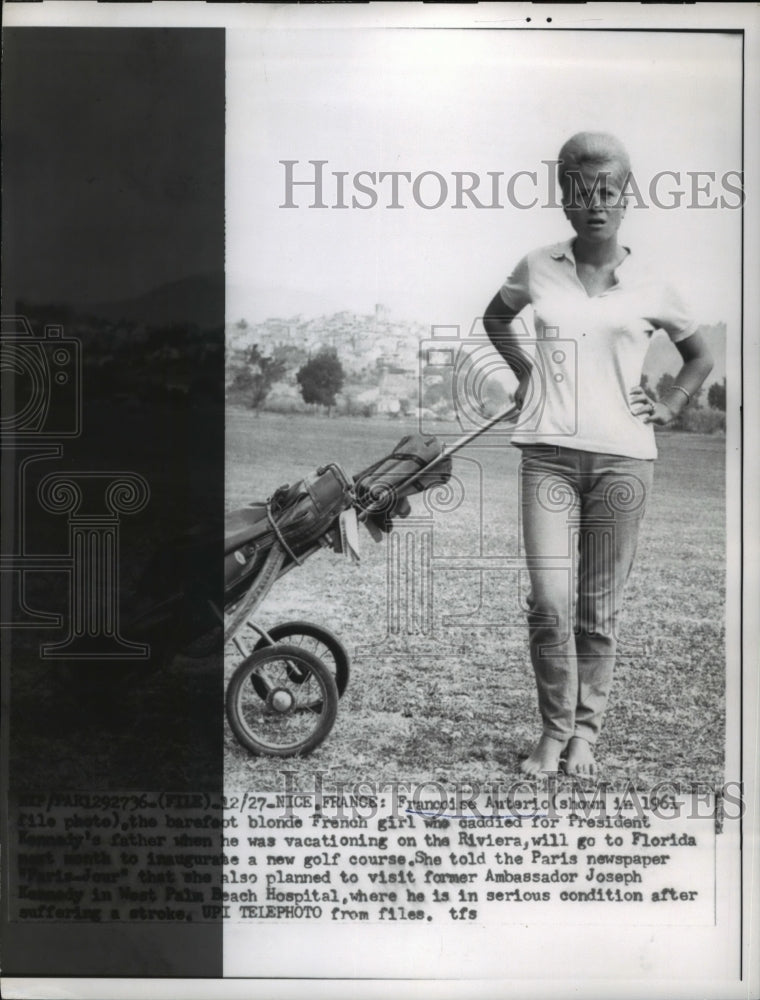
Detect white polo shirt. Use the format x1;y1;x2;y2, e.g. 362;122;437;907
498;239;698;459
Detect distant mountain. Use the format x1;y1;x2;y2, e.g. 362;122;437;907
79;272;224;329
227;282;344;326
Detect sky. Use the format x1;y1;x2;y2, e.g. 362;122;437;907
2;15;743;350
227;27;742;341
2;28;224;308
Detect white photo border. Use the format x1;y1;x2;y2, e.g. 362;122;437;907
1;3;757;999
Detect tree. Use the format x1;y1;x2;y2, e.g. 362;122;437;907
482;376;511;416
654;372;674;402
651;372;687;430
640;373;653;396
231;344;287;413
707;378;726;412
297;347;345;416
421;365;454;411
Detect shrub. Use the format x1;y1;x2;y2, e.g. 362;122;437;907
679;408;725;434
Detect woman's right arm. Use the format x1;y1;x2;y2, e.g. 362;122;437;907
482;291;534;408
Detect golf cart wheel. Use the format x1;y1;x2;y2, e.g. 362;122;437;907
225;644;338;757
253;621;350;696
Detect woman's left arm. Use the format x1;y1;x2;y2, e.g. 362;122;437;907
629;330;714;425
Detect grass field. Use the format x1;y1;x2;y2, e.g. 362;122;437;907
224;409;726;792
10;405;723;793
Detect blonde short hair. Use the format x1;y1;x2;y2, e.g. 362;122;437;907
558;132;631;202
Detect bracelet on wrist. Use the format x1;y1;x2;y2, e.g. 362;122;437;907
670;384;691;406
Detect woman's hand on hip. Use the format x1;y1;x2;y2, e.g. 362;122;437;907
628;385;674;426
514;371;532;410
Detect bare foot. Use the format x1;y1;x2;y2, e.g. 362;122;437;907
564;737;596;777
520;733;565;777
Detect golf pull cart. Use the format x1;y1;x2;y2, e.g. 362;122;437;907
221;405;520;758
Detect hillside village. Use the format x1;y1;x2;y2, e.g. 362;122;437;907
226;305;727;426
226;304;439;417
12;291;726;429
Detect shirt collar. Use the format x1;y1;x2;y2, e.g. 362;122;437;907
550;239;576;262
550;239;632;268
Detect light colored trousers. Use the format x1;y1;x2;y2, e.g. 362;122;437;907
518;445;654;745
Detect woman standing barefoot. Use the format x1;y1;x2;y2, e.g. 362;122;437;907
483;133;714;778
